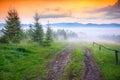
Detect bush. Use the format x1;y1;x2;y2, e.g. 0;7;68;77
16;47;32;53
40;40;51;47
0;35;9;44
11;36;21;43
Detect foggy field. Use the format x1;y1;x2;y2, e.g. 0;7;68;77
0;0;120;80
0;23;120;80
1;24;120;44
21;26;120;43
0;41;120;80
51;27;120;43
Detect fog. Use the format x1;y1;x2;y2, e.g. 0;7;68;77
0;26;120;44
51;26;120;44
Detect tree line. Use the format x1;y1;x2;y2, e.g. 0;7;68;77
0;9;53;46
0;9;78;45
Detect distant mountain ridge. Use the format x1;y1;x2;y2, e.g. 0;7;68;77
0;23;120;28
48;23;120;27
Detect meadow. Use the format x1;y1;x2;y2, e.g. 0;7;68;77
0;41;120;80
0;40;68;80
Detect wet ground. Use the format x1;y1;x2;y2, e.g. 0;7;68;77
81;48;103;80
46;44;74;80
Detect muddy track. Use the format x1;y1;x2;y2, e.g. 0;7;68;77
46;44;75;80
81;48;103;80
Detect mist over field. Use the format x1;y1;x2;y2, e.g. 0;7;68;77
0;24;120;44
0;0;120;80
53;27;120;43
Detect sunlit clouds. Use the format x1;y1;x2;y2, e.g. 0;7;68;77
0;0;119;24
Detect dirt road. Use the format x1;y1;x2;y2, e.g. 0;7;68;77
81;48;103;80
46;44;75;80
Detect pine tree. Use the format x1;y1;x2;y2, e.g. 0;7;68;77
33;13;43;42
52;31;58;40
46;27;53;42
27;24;34;39
56;29;67;40
4;9;22;43
63;30;67;40
44;21;53;46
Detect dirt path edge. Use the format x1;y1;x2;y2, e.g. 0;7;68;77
81;48;104;80
46;44;74;80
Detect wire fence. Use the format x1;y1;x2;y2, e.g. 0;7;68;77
93;42;120;64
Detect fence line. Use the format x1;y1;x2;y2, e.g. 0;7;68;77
93;42;120;64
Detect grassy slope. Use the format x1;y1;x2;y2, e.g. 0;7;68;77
88;43;120;80
61;43;84;80
0;41;68;80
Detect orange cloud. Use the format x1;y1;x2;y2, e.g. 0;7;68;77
0;0;118;24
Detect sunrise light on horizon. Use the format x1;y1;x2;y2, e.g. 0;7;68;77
0;0;120;24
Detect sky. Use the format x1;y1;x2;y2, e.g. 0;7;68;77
0;0;120;24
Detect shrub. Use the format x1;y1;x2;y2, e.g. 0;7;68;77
40;40;51;47
0;35;9;44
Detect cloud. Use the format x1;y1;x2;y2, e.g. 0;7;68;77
95;0;120;19
40;14;70;18
39;8;72;18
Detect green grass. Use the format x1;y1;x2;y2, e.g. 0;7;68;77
1;41;119;80
61;44;84;80
88;43;120;80
0;41;68;80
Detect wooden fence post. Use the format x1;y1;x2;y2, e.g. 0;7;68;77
115;50;118;64
93;42;120;64
99;45;101;50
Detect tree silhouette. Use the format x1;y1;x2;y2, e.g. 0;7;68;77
3;9;22;43
46;21;53;42
32;13;44;42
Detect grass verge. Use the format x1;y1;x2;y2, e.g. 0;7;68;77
88;42;120;80
61;43;84;80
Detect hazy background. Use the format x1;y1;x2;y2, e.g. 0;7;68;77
0;0;120;44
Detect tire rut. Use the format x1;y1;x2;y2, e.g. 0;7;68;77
81;48;103;80
46;44;75;80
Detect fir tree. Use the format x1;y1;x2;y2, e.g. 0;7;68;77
45;22;53;46
63;30;67;40
46;21;53;42
4;9;22;43
52;31;58;40
27;24;34;39
33;13;43;42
